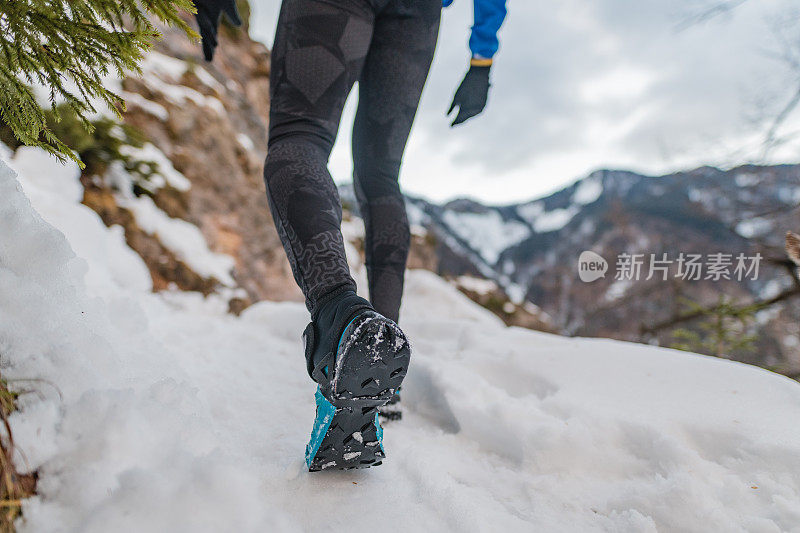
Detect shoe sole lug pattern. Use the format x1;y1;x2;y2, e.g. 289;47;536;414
307;405;385;472
327;315;410;409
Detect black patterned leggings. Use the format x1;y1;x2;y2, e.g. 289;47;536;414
263;0;441;322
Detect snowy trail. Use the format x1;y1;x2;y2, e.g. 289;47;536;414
2;150;800;532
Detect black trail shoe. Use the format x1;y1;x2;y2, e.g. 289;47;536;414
303;292;411;471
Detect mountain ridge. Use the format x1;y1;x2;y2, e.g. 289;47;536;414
342;162;800;371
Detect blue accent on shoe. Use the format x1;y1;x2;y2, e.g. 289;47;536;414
337;315;360;353
306;315;362;466
305;387;337;468
321;314;361;380
374;412;385;454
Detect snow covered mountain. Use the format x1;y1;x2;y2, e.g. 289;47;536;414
342;165;800;372
4;140;800;532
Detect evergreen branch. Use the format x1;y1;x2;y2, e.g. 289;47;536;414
641;286;800;335
0;0;199;165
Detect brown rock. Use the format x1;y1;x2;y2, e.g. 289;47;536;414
118;15;302;306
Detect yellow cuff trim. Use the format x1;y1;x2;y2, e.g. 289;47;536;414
470;57;493;67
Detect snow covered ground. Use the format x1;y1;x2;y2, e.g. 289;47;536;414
2;150;800;532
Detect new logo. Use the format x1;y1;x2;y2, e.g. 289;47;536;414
578;251;608;282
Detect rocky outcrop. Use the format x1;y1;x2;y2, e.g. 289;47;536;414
120;9;301;306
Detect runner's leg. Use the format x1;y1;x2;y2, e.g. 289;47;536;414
264;0;375;315
352;0;441;322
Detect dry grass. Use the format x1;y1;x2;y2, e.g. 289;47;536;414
787;232;800;267
0;374;37;533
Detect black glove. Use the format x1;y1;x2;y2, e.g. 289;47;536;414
194;0;243;61
447;64;491;126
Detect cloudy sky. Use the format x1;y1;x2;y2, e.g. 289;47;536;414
249;0;800;204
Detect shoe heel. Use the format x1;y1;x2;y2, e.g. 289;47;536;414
328;314;411;409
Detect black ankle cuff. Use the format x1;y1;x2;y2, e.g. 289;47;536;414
305;288;373;380
311;284;356;321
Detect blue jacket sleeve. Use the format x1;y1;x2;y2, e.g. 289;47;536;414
469;0;507;59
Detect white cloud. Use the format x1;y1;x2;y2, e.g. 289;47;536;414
580;66;657;105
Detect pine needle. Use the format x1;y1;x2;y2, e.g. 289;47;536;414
0;0;199;166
